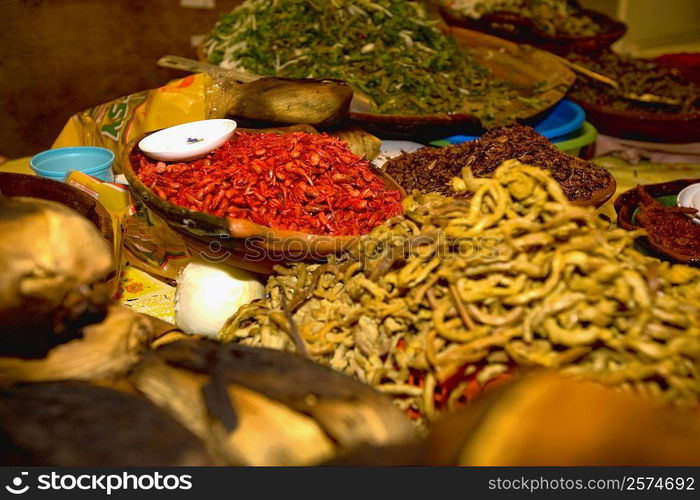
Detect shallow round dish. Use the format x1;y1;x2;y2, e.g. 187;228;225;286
553;121;598;158
30;147;114;182
569;96;700;144
399;125;612;208
123;132;406;274
676;182;700;208
614;179;700;265
677;182;700;224
138;119;237;162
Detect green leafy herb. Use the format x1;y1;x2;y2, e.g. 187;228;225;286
204;0;513;116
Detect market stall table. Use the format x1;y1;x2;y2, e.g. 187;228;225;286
3;153;699;325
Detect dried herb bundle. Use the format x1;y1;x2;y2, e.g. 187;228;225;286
383;124;609;200
223;160;700;426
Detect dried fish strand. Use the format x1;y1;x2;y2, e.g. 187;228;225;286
222;159;700;428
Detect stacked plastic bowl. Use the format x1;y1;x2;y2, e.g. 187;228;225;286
431;99;596;157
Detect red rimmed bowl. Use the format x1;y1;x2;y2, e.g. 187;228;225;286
440;6;626;56
122;132;405;274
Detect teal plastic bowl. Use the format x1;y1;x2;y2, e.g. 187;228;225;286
30;147;115;182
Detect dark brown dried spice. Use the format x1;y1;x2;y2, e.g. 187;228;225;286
566;50;700;114
383;124;609;201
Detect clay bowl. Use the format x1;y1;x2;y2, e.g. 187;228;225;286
123;132;405;274
0;172;113;246
614;179;700;265
441;7;626;56
568;97;700;144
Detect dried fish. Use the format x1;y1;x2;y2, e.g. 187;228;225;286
0;196;113;358
0;382;214;466
222;159;700;427
131;339;414;465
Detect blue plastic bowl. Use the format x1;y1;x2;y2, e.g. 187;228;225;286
436;99;586;145
30;147;115;182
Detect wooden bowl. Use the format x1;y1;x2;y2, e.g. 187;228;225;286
441;6;626;56
0;172;113;246
122;133;405;274
614;179;700;265
568;97;700;144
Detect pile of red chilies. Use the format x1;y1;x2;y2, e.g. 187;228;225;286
136;131;404;235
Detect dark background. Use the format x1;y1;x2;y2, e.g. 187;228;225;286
0;0;244;159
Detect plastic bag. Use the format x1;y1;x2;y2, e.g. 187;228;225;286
53;74;209;173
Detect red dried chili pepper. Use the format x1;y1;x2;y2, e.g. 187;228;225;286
136;131;403;236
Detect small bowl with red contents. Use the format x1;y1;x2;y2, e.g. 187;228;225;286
615;179;700;265
123;128;405;274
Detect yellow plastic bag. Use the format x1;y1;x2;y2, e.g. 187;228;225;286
53;74;209;173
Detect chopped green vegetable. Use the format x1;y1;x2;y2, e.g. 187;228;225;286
203;0;514;116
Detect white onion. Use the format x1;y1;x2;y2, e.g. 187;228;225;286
175;260;265;337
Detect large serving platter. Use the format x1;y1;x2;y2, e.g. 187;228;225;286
200;27;575;141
